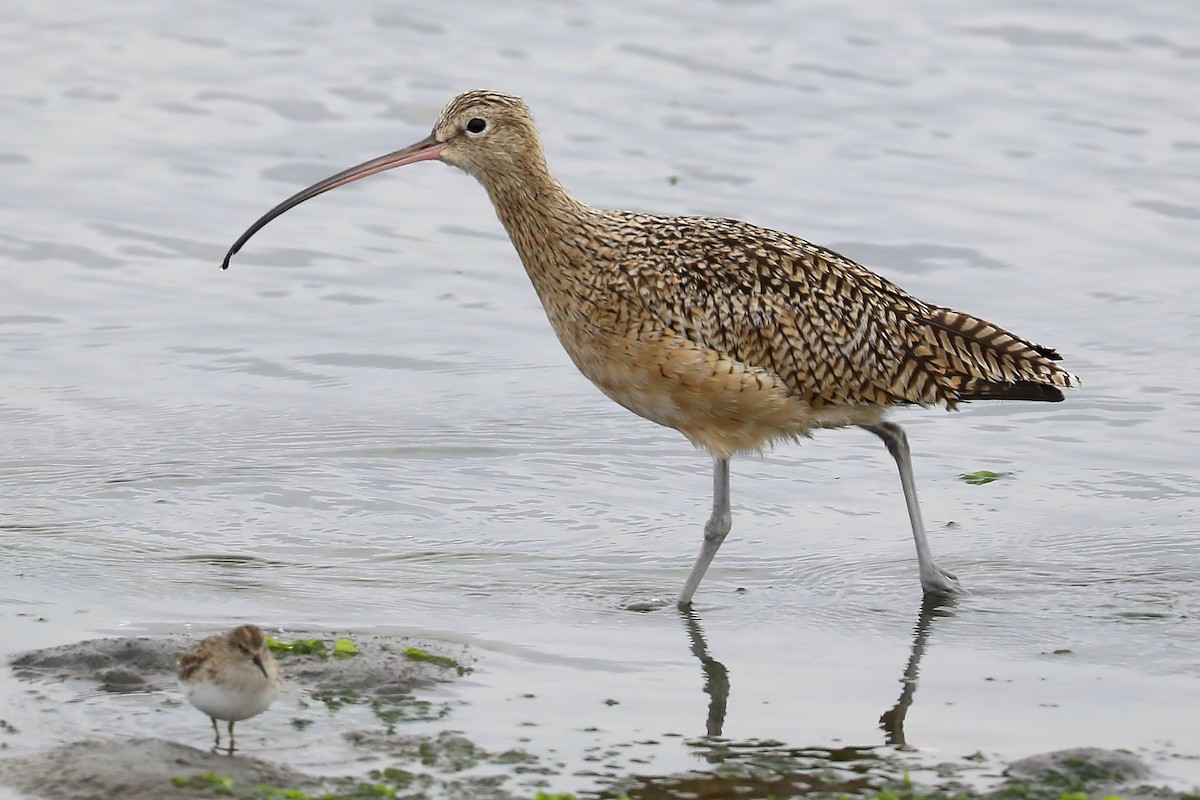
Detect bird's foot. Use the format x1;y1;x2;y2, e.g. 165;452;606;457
920;565;965;597
621;597;671;612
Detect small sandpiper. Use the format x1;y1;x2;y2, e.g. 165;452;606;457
178;624;282;753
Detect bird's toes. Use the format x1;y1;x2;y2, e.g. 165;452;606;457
622;597;672;612
921;568;965;597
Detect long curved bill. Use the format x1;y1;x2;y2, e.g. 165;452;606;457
221;133;448;270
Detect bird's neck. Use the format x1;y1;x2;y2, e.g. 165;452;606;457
477;157;612;294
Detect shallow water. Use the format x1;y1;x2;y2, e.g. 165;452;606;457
2;0;1199;794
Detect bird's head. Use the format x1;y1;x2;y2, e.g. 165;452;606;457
221;89;540;269
430;89;541;181
227;624;272;678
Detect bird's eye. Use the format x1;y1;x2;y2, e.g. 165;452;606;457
465;118;487;135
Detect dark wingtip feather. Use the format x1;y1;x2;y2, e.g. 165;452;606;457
1033;343;1062;361
962;381;1065;403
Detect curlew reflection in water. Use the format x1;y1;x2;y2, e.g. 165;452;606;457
679;596;955;746
678;608;730;738
879;595;957;747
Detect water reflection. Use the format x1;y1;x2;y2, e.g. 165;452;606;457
879;595;956;747
678;609;729;737
630;601;959;798
681;596;955;747
613;737;882;799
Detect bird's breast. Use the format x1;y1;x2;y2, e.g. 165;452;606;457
546;310;882;457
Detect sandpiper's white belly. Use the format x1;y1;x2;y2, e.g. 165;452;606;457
184;675;278;722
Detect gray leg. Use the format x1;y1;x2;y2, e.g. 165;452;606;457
677;458;732;609
863;422;962;596
210;717;220;749
227;721;236;754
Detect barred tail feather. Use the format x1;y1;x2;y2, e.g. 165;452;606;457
918;307;1078;406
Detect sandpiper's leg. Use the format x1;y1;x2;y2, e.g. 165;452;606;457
677;458;732;609
210;717;221;750
863;422;962;595
227;721;236;754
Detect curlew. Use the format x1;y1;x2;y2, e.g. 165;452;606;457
223;89;1077;608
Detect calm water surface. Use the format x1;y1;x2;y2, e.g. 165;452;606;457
2;0;1198;793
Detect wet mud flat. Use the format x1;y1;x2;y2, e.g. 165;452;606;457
0;631;535;800
1;633;1197;800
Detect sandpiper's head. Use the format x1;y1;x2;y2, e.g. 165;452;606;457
226;624;271;677
221;89;540;269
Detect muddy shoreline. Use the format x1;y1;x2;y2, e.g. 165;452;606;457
2;633;1195;800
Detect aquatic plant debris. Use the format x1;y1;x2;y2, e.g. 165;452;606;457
266;636;327;657
10;731;1192;800
170;771;235;791
959;469;1005;485
402;646;468;674
265;636;360;659
311;687;360;711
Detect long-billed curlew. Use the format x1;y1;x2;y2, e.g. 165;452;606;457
223;89;1077;608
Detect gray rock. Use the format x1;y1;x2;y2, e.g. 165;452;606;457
0;737;318;800
8;632;468;700
994;746;1181;800
9;636;187;692
1004;746;1151;785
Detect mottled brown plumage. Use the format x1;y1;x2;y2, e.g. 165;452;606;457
223;89;1077;607
179;624;281;752
178;624;268;681
418;91;1076;459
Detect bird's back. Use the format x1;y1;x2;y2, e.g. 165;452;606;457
606;212;1075;412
